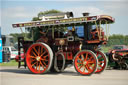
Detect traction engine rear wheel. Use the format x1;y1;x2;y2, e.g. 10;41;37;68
95;51;108;73
74;50;98;76
26;43;53;74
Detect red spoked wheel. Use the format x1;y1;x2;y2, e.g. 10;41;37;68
26;43;53;74
95;51;108;73
74;50;98;76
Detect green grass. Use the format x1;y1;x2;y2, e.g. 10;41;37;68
101;46;112;53
0;60;18;66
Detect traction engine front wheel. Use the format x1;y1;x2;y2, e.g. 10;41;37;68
26;43;53;74
74;50;98;76
54;52;65;72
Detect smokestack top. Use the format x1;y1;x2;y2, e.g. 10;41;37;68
83;12;90;16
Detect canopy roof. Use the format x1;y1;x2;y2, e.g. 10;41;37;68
12;15;115;28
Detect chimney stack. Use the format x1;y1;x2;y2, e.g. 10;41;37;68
83;12;90;16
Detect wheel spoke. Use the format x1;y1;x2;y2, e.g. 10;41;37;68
87;57;93;62
86;64;92;72
79;65;83;69
99;61;104;63
38;62;40;72
99;64;103;68
88;61;95;64
40;61;45;69
40;51;47;57
77;57;83;61
42;61;47;67
33;47;39;56
32;50;38;57
31;62;37;67
40;46;43;55
36;61;38;70
81;54;85;60
88;64;94;68
85;53;88;61
38;46;40;56
31;59;36;63
30;56;36;59
83;66;86;72
76;62;83;64
40;59;45;61
42;55;48;59
41;59;48;61
98;56;103;60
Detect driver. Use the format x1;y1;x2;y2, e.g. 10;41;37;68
91;26;104;40
36;27;48;43
66;26;77;36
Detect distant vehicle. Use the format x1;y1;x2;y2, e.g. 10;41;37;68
113;45;128;51
108;45;128;69
108;45;128;56
3;46;18;59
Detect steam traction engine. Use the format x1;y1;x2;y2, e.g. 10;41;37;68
12;12;115;75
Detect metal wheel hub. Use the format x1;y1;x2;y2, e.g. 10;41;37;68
83;61;87;65
36;56;41;61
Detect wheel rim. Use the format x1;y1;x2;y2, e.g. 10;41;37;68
26;43;50;74
95;51;107;73
74;51;97;75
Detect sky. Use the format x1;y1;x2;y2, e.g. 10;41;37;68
1;0;128;35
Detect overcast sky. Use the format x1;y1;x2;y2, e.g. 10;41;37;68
1;0;128;35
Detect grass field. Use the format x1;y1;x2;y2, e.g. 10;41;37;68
0;60;18;66
101;46;112;53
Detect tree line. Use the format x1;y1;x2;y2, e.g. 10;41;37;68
106;34;128;46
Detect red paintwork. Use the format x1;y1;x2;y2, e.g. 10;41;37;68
15;53;25;62
62;43;80;53
62;52;73;60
